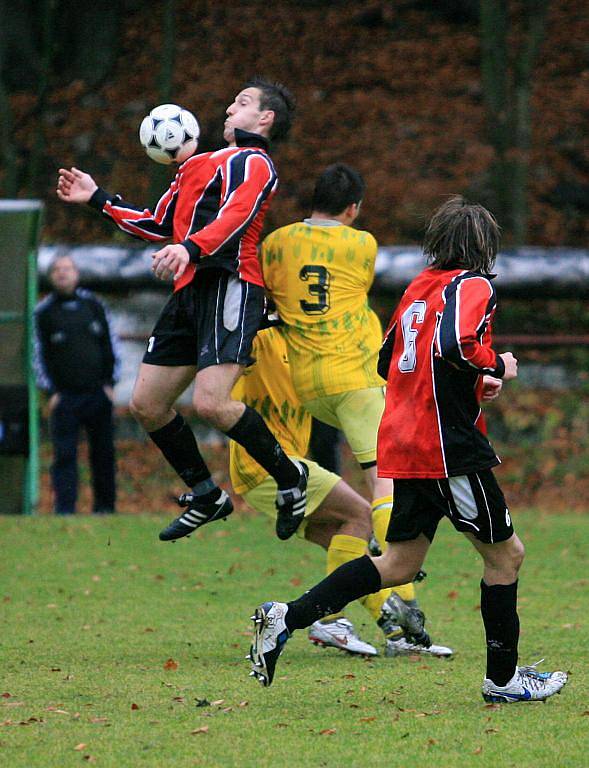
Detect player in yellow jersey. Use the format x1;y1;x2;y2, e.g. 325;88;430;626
231;320;452;658
261;163;398;585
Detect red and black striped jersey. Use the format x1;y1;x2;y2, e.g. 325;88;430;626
376;267;505;479
89;130;277;290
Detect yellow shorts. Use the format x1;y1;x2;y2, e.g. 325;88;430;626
242;456;340;534
303;387;385;464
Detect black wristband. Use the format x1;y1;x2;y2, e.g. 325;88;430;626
181;239;201;263
88;187;113;211
491;355;506;378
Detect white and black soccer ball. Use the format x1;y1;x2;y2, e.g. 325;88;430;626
139;104;200;165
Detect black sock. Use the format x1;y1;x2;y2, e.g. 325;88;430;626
225;405;299;489
149;413;211;488
285;555;382;633
480;579;520;686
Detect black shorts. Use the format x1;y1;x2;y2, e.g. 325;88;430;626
142;269;264;369
386;469;514;545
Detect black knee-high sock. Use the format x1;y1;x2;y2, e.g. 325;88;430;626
149;413;211;488
225;405;299;489
480;580;520;686
285;556;382;633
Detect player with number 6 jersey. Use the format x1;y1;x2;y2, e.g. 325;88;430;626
376;265;505;479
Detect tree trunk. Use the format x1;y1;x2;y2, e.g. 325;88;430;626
480;0;549;245
25;0;56;197
480;0;511;229
510;0;549;245
149;0;176;205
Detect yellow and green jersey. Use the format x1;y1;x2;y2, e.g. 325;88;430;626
229;325;311;494
261;220;385;403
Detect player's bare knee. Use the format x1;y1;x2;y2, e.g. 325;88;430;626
344;498;371;537
192;392;221;425
375;548;418;587
509;536;525;574
129;396;152;427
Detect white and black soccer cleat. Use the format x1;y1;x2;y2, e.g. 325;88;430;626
482;660;568;703
248;601;291;687
385;636;453;657
275;461;309;541
158;489;233;541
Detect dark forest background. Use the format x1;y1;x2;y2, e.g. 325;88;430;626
1;0;587;247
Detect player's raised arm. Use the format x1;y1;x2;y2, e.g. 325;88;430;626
56;167;98;204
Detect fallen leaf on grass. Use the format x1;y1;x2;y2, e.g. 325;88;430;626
474;747;483;755
428;738;437;745
290;577;302;587
275;723;288;728
342;673;356;679
319;729;337;736
3;702;24;708
447;591;459;600
163;658;179;671
131;703;139;711
191;726;209;735
485;728;499;734
483;703;501;711
1;693;11;699
238;701;249;708
210;700;225;706
74;743;87;751
221;707;233;714
582;711;589;716
359;717;376;722
90;717;109;724
83;756;95;762
50;668;61;672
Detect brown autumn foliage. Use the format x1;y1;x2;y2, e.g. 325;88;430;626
37;383;589;516
9;0;589;247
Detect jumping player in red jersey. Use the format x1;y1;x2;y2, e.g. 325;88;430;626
246;197;568;704
57;78;308;542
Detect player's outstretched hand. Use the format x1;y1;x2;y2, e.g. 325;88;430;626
56;167;98;204
152;244;190;282
481;375;502;401
500;352;518;381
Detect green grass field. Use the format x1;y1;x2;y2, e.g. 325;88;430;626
1;511;587;767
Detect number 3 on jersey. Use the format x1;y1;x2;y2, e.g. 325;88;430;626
299;265;331;315
398;300;426;373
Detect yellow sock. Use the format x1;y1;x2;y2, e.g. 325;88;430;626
369;496;416;618
371;495;392;551
392;581;416;603
322;534;367;623
360;586;393;621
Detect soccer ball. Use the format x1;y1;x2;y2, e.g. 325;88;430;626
139;104;200;165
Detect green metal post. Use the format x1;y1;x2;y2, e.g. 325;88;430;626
0;200;43;514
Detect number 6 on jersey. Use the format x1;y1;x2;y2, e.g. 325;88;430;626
398;300;426;373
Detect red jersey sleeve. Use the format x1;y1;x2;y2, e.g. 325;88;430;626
89;176;179;242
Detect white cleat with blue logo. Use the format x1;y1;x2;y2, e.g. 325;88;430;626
482;660;567;703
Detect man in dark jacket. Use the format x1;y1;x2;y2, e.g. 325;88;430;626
34;255;121;515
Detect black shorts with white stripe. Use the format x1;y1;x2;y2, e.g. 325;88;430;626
386;469;514;545
143;268;264;370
